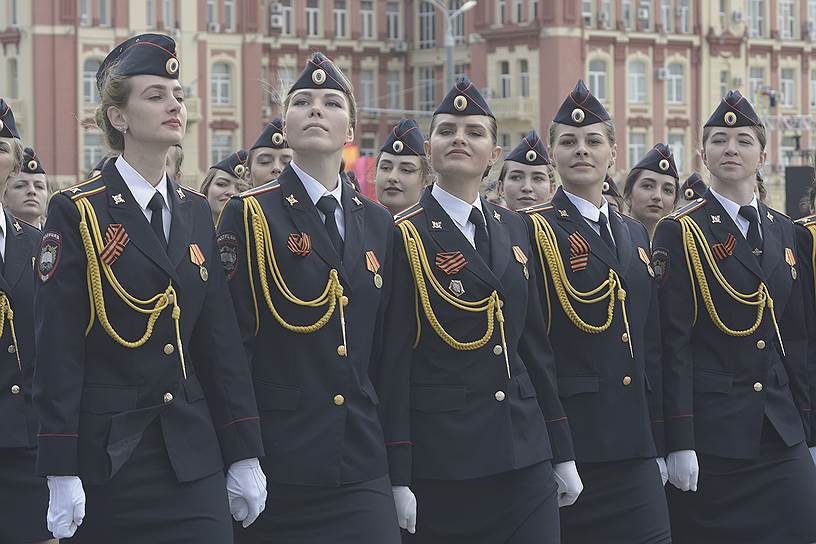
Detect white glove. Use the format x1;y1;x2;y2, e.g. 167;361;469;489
667;449;699;492
809;447;816;466
46;475;86;539
226;458;267;528
553;460;583;507
392;486;417;534
656;457;668;486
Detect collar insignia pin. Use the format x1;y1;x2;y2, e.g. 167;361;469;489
711;215;721;223
286;194;298;206
112;193;125;205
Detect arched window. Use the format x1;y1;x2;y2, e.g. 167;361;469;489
211;62;232;105
628;60;647;103
83;58;102;103
588;59;608;101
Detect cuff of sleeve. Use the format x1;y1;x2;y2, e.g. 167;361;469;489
36;434;79;476
217;416;265;466
387;442;412;486
546;418;575;463
666;417;695;453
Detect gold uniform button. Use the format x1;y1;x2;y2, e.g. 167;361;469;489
621;332;629;343
10;384;20;395
498;300;504;308
334;394;345;406
341;295;349;306
756;340;766;350
7;344;15;354
495;390;506;401
163;392;173;403
753;382;763;392
163;343;175;355
623;376;632;386
493;345;503;356
337;345;347;357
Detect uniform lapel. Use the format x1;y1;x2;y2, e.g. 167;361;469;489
166;179;194;271
703;192;763;279
2;211;27;290
278;167;346;281
105;163;180;284
483;199;511;281
609;211;633;278
340;182;366;279
551;188;619;271
758;202;782;279
422;189;501;292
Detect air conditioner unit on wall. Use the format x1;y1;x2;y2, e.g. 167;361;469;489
270;2;283;15
732;11;744;23
208;22;220;32
270;14;283;28
656;67;668;80
393;41;408;52
637;8;649;20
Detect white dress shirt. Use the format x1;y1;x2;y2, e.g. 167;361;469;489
431;183;486;249
709;187;761;240
0;207;7;261
290;160;345;240
115;155;172;242
563;189;615;242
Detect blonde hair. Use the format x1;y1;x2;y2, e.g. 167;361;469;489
94;72;132;152
199;168;249;196
283;57;357;129
9;138;22;177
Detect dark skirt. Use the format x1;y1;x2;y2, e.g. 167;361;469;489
66;422;232;544
0;447;51;543
560;457;671;544
667;423;816;544
405;461;560;544
234;473;400;544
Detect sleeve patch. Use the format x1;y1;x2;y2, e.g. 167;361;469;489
652;247;669;288
38;231;62;282
217;232;239;281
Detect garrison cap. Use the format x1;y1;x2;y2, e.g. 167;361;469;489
212;149;248;179
96;33;179;92
602;175;621;198
704;90;761;128
632;143;679;180
681;171;708;200
506;130;550;166
289;52;352;96
380;119;425;157
0;99;20;139
21;147;45;174
553;79;610;127
251;118;287;150
434;76;495;119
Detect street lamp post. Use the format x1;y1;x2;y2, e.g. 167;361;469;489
423;0;477;90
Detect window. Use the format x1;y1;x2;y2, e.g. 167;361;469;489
531;0;538;20
224;0;234;30
637;0;651;31
306;0;320;37
666;63;683;104
678;0;690;32
359;69;375;108
661;0;673;32
79;0;89;25
499;61;511;98
361;1;375;39
207;0;216;25
749;67;765;101
781;135;797;167
9;0;17;26
628;60;647;103
7;59;17;99
810;1;816;39
667;134;684;175
279;1;293;35
582;0;593;27
497;0;506;24
780;68;795;107
588;59;608;101
500;133;511;151
418;66;436;111
100;0;111;26
146;0;155;27
386;2;401;40
719;70;729;98
84;133;105;174
277;65;295;95
514;0;523;22
387;71;401;109
334;0;348;38
628;133;647;169
419;2;436;48
747;0;764;35
519;59;530;98
211;63;232;105
451;0;466;44
162;0;173;27
600;0;613;28
810;70;816;107
623;0;634;30
83;58;101;103
211;133;232;165
454;63;468;80
778;0;795;39
718;0;725;27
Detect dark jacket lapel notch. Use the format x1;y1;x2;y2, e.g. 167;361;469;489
758;202;782;278
609;211;634;278
703;194;763;279
340;183;366;278
166;179;194;270
483;200;511;281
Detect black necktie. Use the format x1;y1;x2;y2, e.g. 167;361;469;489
739;205;763;261
148;192;168;251
316;195;343;257
596;212;616;251
469;207;491;266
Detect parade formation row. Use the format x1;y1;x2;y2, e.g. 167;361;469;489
2;33;816;544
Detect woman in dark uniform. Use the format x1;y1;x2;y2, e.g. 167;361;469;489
33;34;266;543
654;90;816;544
522;80;671;544
218;52;403;543
374;118;432;216
200;150;250;225
247;118;292;187
0;100;53;544
679;171;708;205
496;130;555;211
385;77;581;544
623;144;679;240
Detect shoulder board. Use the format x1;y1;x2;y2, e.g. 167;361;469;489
795;213;816;227
519;202;554;215
616;210;641;224
179;185;206;199
60;174;104;197
241;179;281;197
11;216;39;231
765;206;790;220
394;203;424;224
666;198;706;220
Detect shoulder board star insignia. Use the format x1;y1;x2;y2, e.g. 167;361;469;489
69;186;81;194
112;193;125;205
177;188;185;200
559;209;569;217
766;211;774;222
286;194;298;206
431;220;443;229
711;215;721;223
352;196;363;206
493;211;501;222
13;221;21;232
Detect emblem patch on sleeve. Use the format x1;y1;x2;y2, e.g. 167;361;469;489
38;231;62;282
652;247;669;287
217;232;239;280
